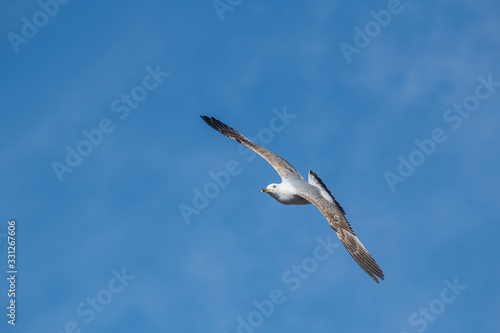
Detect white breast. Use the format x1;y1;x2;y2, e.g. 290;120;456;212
268;181;312;205
272;192;310;205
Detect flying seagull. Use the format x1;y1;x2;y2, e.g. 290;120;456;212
201;116;384;283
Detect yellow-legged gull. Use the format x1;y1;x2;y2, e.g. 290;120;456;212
201;116;385;283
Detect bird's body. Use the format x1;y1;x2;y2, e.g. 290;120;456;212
262;175;311;205
201;116;385;283
263;173;336;206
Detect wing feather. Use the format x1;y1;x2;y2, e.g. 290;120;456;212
308;170;346;216
201;116;384;283
298;192;385;283
201;116;303;180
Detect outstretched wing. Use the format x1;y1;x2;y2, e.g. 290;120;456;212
201;116;303;180
298;191;385;283
308;170;346;216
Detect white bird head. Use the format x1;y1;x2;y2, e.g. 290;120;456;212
261;183;279;193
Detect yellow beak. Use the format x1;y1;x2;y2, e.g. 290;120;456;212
261;188;271;193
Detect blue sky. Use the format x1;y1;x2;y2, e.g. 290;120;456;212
1;0;499;332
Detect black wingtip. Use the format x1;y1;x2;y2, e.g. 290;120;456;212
370;267;385;284
309;170;347;216
373;274;384;284
200;116;220;131
200;116;243;140
200;115;216;129
200;115;216;124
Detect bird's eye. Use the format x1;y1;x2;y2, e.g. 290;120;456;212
273;185;276;188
